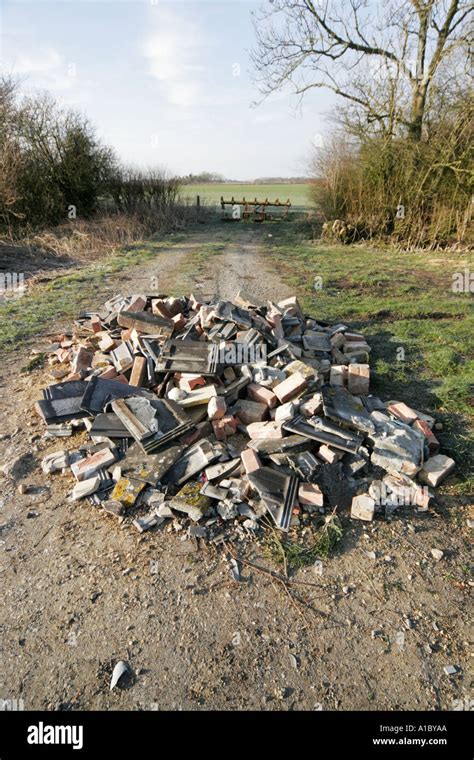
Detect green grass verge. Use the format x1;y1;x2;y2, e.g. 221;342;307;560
263;225;474;483
0;236;186;351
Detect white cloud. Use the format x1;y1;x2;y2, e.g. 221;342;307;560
3;45;75;92
142;8;205;107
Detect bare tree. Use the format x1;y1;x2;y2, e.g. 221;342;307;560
251;0;472;140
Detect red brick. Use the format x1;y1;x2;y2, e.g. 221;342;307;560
388;402;418;425
347;363;370;395
125;295;147;312
246;421;283;439
241;448;262;474
212;415;236;440
298;483;324;507
273;372;308;403
247;383;277;408
179;374;207;392
413;418;440;455
234;399;268;425
171;313;186;333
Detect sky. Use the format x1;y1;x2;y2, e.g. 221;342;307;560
0;0;336;179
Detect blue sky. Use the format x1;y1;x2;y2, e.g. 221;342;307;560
0;0;336;178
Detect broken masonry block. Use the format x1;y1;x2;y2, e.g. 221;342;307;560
207;395;226;420
178;385;217;408
418;454;455;487
247;383;277;409
110;342;135;373
351;494;375;521
125;295;147;313
117;310;173;336
316;445;344;464
71;346;94;374
132;513;164;533
233;399;268;425
246;421;283;440
212;415;237;441
285;359;316;380
129;356;147;387
387;402;418;426
347;363;370;395
172;313;186;333
300;393;323;418
70;447;116;482
273;371;308;403
330;365;348;387
41;450;70;474
71;475;101;501
110;477;145;508
240;448;262;474
413;418;440;455
298;483;324;507
274;401;297;423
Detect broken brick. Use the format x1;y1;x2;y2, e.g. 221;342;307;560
207;396;226;420
347;363;370;395
273;371;308;403
246;421;283;439
418;454;455;487
129;356;147;387
247;383;277;408
388;402;418;425
241;448;262;474
298;483;324;507
351;494;375;521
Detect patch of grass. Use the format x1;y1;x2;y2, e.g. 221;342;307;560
20;353;46;372
266;516;343;570
179;182;312;210
0;238;178;351
265;227;474;482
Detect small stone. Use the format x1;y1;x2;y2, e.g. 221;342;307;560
18;484;29;495
431;548;444;561
443;665;459;676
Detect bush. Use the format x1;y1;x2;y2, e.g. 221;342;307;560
0;82;117;231
312;95;473;248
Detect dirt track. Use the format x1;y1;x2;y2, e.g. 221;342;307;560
0;224;471;711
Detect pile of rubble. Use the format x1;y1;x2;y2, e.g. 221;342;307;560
35;290;455;540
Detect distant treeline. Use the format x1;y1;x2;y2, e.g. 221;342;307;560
180;173;308;185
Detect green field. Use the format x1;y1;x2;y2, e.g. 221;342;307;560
179;183;312;211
